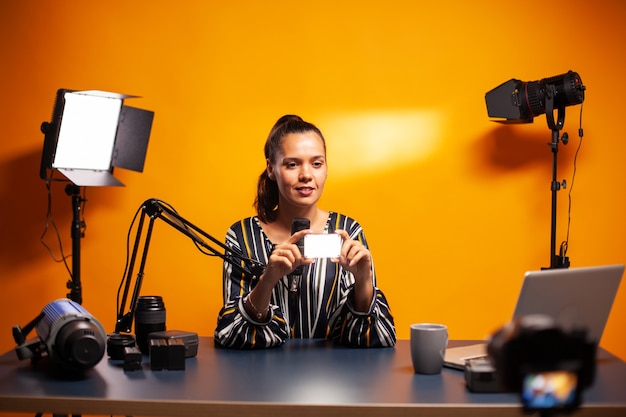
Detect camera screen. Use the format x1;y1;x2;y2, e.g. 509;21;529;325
521;371;580;410
304;234;342;258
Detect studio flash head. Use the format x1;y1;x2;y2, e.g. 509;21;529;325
485;70;585;123
12;298;107;372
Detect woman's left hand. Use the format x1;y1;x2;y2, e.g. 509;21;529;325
333;229;375;312
333;229;372;283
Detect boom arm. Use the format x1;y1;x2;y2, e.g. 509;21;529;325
114;198;264;333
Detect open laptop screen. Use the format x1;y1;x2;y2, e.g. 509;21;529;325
511;264;623;344
444;264;623;370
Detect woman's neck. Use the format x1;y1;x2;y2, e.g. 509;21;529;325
260;207;329;244
276;207;326;232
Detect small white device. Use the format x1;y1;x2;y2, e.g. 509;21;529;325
303;234;342;258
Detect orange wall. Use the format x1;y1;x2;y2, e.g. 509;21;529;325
1;0;625;374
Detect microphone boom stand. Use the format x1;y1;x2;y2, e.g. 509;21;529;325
114;198;264;334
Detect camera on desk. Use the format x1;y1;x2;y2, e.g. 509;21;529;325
486;314;596;414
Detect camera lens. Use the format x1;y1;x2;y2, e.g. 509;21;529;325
106;333;136;360
134;295;166;354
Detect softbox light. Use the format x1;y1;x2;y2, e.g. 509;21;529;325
40;89;154;186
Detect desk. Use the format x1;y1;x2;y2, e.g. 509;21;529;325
0;338;625;417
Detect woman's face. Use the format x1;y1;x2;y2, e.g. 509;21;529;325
267;131;328;210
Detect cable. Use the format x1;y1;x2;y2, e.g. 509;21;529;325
560;102;585;259
40;174;73;278
116;201;145;322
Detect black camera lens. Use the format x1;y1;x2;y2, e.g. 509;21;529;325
134;295;166;354
106;333;136;360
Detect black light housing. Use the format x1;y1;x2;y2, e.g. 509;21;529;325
485;70;585;124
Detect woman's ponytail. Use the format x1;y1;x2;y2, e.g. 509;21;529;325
254;170;279;223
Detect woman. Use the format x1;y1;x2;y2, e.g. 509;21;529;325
214;115;396;349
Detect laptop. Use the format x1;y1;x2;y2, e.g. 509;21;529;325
443;264;624;370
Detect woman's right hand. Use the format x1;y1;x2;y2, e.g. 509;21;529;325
245;229;314;320
262;229;314;285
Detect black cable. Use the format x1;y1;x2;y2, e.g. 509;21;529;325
156;198;245;260
160;199;224;258
116;201;145;323
560;102;585;258
40;174;73;278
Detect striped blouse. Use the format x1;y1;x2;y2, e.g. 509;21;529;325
213;212;396;349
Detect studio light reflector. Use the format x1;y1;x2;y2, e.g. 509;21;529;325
485;70;585;123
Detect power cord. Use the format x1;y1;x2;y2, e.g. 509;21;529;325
40;174;74;278
559;102;585;261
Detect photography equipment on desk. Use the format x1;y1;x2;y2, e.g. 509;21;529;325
134;295;166;354
487;314;596;415
12;298;107;372
485;71;585;269
109;198;265;360
148;330;199;358
122;346;143;371
464;357;500;393
39;88;154;304
149;338;186;371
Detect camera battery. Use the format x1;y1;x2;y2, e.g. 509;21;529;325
148;330;198;358
464;358;503;393
149;338;185;371
122;346;143;372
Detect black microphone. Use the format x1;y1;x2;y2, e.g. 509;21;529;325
289;218;310;292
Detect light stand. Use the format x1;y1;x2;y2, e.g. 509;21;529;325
66;184;86;304
40;89;154;305
544;84;571;269
484;71;585;270
113;199;265;335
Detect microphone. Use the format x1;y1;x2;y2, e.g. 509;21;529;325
289;218;310;292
